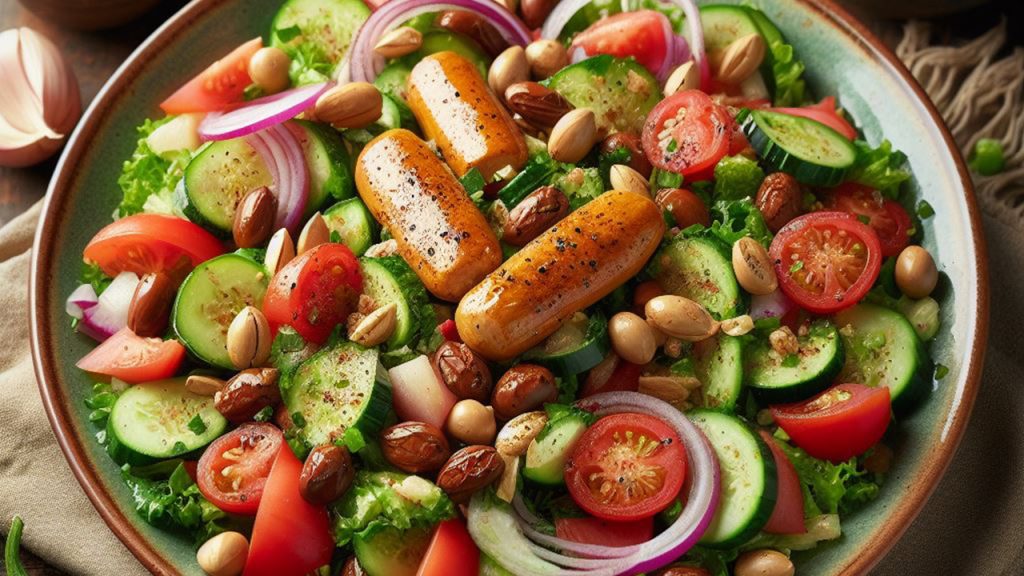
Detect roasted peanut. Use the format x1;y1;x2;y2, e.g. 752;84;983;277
548;108;597;163
299;445;355;505
214;367;281;424
734;549;794;576
655;188;710;229
248;47;290;94
608;311;658;364
196;531;249;576
525;39;568;80
600;132;652;178
434;341;493;402
348;302;397;347
716;34;766;85
645;295;719;342
732;237;778;295
609;164;651;196
374;27;422;59
226;306;272;369
503;185;570;246
491;364;558;421
495;410;548;457
664;61;700;95
380;421;451;473
127;272;175;337
721;314;755;337
233;186;277;248
436;445;505;503
488;46;529;100
315;83;383;129
296;212;329;255
756;172;802;232
895;245;938;298
446;399;497;445
186;374;226;396
264;228;295;276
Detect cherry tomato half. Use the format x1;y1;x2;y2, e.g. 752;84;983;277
83;214;224;277
642;90;733;181
769;211;882;314
197;423;283;515
160;38;262;114
416;519;479;576
554;515;654;548
572;10;671;75
758;430;805;535
771;383;891;463
823;183;913;257
263;243;363;344
565;413;686;520
75;328;185;383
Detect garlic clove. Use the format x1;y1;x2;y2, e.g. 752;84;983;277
0;30;51;137
20;28;80;135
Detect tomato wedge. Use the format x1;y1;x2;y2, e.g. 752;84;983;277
83;214;224;277
263;243;363;344
75;328;185;383
554;515;654;547
416;520;479;576
771;383;891;463
572;10;671;75
581;355;641;398
565;413;686;520
773;96;857;141
769;211;882;314
758;430;805;534
823;183;913;257
641;90;733;181
160;38;262;114
197;423;283;515
244;443;334;576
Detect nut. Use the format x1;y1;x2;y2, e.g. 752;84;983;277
520;0;556;28
127;272;175;337
248;47;291;94
435;11;509;57
436;445;505;504
664;61;700;96
363;238;398;258
608;311;658;364
226;306;273;369
214;367;281;424
655;188;710;229
495;410;548;456
732;236;778;295
716;33;766;85
644;295;719;342
548;108;598;163
374;26;423;59
434;341;493;402
609;164;650;196
196;531;249;576
504;81;574;129
491;364;558;421
525;39;568;80
495;452;520;503
895;245;938;299
734;549;795;576
650;566;712;576
769;326;800;356
342;556;365;576
296;212;330;255
315;82;383;129
186;374;227;396
756;172;802;232
488;46;530;100
446;399;497;445
299;444;355;505
721;314;755;337
264;228;295;276
638;375;696;406
503;185;570;246
348;302;397;347
600;132;652;178
380;421;451;473
233;186;278;248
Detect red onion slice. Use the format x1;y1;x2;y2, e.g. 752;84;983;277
65;283;98;319
751;289;795;320
78;272;139;342
198;82;331;141
669;0;710;88
248;124;309;233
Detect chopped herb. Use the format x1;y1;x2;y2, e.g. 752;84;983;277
653;168;684;189
856;214;871;225
330;230;342;244
459;168;487;196
253;406;274;423
781;354;800;367
291;411;307;428
916;200;935;219
790;260;805;273
935;363;949;380
342;427;366;453
754;316;782;332
666;138;678;152
172;441;188;454
274;24;301;43
187;414;207;435
968;138;1005;176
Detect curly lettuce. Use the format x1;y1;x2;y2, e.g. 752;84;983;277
332;471;455;547
846;139;912;199
122;462;228;544
117;117;189;218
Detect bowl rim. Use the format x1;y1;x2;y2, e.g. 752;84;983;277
28;0;990;574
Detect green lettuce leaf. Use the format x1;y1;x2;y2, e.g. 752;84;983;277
552;166;604;210
116;117;190;218
846;139;911;199
713;155;766;201
767;39;807;107
122;462;228;544
773;435;882;516
331;471;455;546
685;198;773;248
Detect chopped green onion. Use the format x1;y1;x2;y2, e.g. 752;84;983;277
935;363;949;380
968;138;1005;176
790;260;805;273
253;406;274;423
4;516;27;576
916;200;935;219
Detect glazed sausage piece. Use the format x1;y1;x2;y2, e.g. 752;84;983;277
355;129;503;302
456;191;665;361
407;51;528;179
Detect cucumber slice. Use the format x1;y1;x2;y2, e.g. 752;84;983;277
746;320;845;403
835;303;933;412
323;197;378;256
375;62;412;102
354;524;433;576
691;410;777;548
106;378;228;466
283;341;392;447
289;120;353;212
524;312;609;375
415;32;489;78
182;138;273;234
649;236;743;319
359;256;432;350
270;0;370;82
699;5;763;55
693;333;744;411
172;254;269;369
523;413;588;485
545;55;662;134
739;109;857;187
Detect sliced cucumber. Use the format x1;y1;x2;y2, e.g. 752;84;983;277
835;303;933;412
106;378;228;466
359;256;432;350
284;340;392;447
523;412;588;485
172;254;269;369
354;524;433;576
545;55;662;134
699;5;763;55
289;120;353;212
375;61;413;102
691;410;777;548
323;197;378;256
523;312;609;375
739;109;857;187
270;0;370;82
649;236;743;319
693;333;744;411
746;320;845;403
182;138;272;234
415;32;489;77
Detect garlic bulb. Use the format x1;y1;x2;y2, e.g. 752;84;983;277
0;28;81;167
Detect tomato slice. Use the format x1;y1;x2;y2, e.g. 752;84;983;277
197;423;283;515
243;443;334;576
758;430;805;534
642;90;732;181
773;96;857;140
571;10;670;75
823;183;913;257
581;355;641;398
771;383;891;463
83;214;225;277
416;520;479;576
75;328;185;383
263;243;363;344
160;38;262;114
565;413;686;520
554;515;654;547
769;211;882;314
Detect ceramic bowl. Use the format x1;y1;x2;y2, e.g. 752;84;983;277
29;0;989;574
17;0;162;30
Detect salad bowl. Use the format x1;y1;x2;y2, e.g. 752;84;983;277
29;0;988;574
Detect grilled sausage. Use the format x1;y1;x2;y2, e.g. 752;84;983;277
407;51;528;180
355;129;502;302
455;191;665;361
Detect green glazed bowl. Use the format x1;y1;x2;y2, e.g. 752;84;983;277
29;0;989;574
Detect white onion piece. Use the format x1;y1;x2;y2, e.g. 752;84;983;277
65;284;98;319
387;355;456;429
751;289;795;320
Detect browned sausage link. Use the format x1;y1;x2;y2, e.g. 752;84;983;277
355;129;503;302
456;191;665;361
406;51;528;179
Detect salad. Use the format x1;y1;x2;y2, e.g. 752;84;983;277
65;0;945;575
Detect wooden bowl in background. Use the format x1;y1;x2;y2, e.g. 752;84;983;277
16;0;160;30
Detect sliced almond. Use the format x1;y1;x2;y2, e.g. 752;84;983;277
296;212;330;255
664;61;700;95
349;302;397;347
609;164;650;196
496;452;521;503
717;33;766;86
226;306;272;369
264;228;295;275
547;108;597;163
374;27;423;59
186;374;227;396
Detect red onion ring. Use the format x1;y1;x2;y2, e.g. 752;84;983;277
65;283;98;319
77;272;139;342
669;0;710;88
751;289;795;320
247;124;309;233
198;82;331;141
